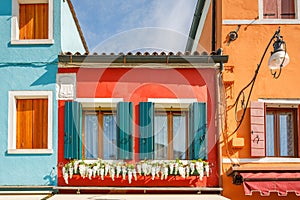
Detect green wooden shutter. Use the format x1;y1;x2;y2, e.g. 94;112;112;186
139;102;154;160
189;102;207;160
64;101;82;159
117;102;133;160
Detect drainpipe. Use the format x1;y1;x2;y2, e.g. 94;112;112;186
212;0;216;52
216;64;224;190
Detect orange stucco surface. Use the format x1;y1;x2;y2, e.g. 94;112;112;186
196;0;300;199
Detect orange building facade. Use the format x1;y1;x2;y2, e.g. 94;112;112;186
189;0;300;199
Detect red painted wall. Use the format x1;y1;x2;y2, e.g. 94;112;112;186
57;67;220;187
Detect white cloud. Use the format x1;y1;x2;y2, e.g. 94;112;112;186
72;0;197;53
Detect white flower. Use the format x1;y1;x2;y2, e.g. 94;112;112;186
169;163;174;174
110;167;115;181
179;166;185;178
100;167;105;180
122;166;127;180
205;164;210;177
137;164;142;175
151;166;156;180
92;166;98;178
88;168;93;180
185;166;190;177
73;161;79;174
69;167;73;179
79;164;86;178
155;166;160;177
133;169;137;181
105;164;110;176
116;165;121;178
142;162;148;175
128;170;133;184
174;162;179;175
189;162;195;174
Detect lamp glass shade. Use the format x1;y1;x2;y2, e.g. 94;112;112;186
268;50;290;70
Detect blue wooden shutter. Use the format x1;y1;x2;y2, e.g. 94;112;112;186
189;102;207;160
117;102;133;160
139;102;154;160
64;101;82;159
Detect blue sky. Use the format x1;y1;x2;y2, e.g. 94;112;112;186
71;0;197;53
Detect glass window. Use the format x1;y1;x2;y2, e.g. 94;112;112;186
266;108;297;157
154;111;188;160
83;111;117;159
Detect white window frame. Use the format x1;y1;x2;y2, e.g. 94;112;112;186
75;98;124;109
8;91;53;154
11;0;54;45
147;98;197;109
223;0;300;25
223;98;300;163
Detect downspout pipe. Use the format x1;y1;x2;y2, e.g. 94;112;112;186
212;0;216;52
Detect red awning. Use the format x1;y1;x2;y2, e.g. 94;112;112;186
241;172;300;196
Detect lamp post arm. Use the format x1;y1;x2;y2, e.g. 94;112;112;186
230;28;280;135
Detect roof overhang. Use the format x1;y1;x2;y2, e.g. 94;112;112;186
58;54;228;69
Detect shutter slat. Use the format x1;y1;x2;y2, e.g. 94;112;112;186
64;101;82;159
189;102;207;160
250;101;265;157
117;102;133;160
139;102;154;160
280;0;295;19
32;99;48;148
263;0;278;19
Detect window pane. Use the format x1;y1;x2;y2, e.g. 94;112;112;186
266;113;275;156
154;115;168;159
173;115;186;159
279;112;294;156
103;114;117;160
84;114;98;159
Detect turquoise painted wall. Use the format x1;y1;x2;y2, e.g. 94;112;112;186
0;0;60;186
0;64;58;186
61;0;86;54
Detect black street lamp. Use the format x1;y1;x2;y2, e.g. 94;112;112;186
231;27;289;134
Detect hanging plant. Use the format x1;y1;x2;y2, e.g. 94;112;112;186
62;159;210;185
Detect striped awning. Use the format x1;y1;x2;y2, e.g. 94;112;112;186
241;172;300;196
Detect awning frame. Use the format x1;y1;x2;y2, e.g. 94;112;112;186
226;164;300;185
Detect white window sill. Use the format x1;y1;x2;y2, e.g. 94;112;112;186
10;39;54;45
222;19;300;25
223;157;300;164
7;149;53;154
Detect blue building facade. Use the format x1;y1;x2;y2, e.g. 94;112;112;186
0;0;87;186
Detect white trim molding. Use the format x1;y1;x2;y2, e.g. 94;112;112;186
223;157;300;164
258;98;300;105
76;98;124;108
148;98;198;109
8;91;53;154
11;0;54;45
